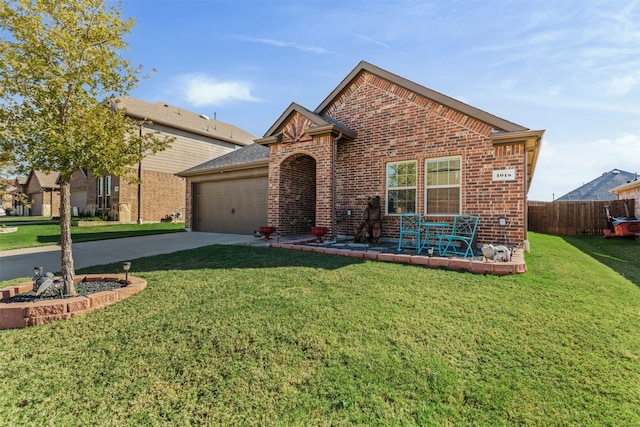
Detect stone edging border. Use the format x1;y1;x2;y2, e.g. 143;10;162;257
0;274;147;330
268;239;527;275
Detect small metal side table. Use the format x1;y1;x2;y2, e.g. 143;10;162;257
419;221;449;255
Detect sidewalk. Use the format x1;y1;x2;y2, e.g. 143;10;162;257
0;232;279;282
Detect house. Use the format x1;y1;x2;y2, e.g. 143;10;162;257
610;175;640;218
556;169;637;201
7;176;28;216
183;61;544;248
70;97;256;222
25;171;60;217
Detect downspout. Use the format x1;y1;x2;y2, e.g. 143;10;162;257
331;132;344;240
137;122;143;224
523;138;541;250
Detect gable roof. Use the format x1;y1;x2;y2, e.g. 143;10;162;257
556;169;637;201
178;143;269;176
260;102;356;141
256;61;542;188
27;170;60;190
315;61;529;133
112;97;255;146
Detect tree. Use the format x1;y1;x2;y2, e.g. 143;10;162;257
0;0;172;295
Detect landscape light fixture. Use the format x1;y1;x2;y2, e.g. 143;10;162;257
122;261;131;284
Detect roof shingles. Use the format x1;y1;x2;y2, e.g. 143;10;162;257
179;143;268;175
113;97;255;146
556;169;637;201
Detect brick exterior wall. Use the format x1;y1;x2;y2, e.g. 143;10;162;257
267;71;529;247
69;169;89;192
26;177;60;217
86;169;185;222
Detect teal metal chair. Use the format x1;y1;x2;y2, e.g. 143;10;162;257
441;214;479;258
397;214;421;251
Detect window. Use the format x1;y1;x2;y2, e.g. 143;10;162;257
97;177;103;209
425;157;461;215
105;175;112;209
386;161;417;214
96;175;112;210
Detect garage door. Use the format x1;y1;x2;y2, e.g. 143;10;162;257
71;190;87;215
31;193;43;216
194;177;268;234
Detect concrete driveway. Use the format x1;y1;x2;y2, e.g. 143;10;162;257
0;232;271;282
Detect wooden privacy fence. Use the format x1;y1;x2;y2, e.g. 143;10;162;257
528;199;636;236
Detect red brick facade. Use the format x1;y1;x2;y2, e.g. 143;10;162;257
258;63;543;248
25;171;60;217
84;169;185;222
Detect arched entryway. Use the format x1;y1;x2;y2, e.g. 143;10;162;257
278;153;317;235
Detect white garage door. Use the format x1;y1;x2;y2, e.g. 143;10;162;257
194;177;268;234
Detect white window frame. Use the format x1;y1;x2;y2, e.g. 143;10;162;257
105;175;112;209
424;156;462;216
386;160;417;215
97;176;104;210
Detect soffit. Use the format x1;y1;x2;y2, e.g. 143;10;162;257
492;130;545;191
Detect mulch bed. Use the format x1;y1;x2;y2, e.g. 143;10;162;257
2;280;125;303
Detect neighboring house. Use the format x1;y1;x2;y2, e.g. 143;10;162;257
610;175;640;218
71;97;255;222
555;169;636;201
25;171;60;217
8;176;28;216
183;61;544;247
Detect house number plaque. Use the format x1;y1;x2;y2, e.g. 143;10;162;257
492;169;516;181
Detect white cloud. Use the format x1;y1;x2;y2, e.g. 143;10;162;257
234;35;333;54
352;32;391;49
177;74;260;106
607;74;640;97
529;133;640;201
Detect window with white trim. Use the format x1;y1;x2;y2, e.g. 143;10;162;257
97;176;103;210
105;175;111;209
386;161;417;214
96;175;112;210
425;156;461;215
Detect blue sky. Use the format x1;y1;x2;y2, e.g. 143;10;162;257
120;0;640;201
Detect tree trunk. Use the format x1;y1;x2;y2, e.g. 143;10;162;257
59;179;76;296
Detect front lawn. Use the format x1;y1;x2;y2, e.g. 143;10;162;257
0;222;184;251
0;232;638;425
563;234;640;286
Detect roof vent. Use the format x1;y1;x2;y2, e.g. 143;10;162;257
199;114;210;120
612;169;620;174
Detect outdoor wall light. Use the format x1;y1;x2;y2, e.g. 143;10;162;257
499;217;507;227
122;261;131;284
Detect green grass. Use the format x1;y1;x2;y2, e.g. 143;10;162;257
562;234;640;286
0;215;54;224
0;232;638;426
0;222;184;251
